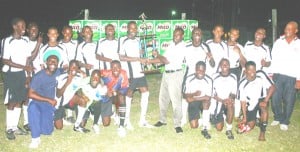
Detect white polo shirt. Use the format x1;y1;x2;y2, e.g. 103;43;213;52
96;38;119;70
1;36;31;72
227;42;244;69
244;41;271;71
206;39;229;76
163;41;186;71
59;39;78;61
39;43;69;68
271;36;300;79
76;41;99;73
118;36;144;78
238;72;273;111
56;72;85;107
212;73;237;99
184;74;213;98
185;41;210;76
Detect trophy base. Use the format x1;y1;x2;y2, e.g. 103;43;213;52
141;69;161;74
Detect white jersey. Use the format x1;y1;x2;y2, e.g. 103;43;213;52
76;41;99;75
206;39;229;76
59;39;79;61
185;41;211;76
28;40;43;73
227;42;244;69
244;41;271;71
56;72;85;107
1;35;31;72
212;72;237;114
163;41;186;71
183;74;213;98
238;71;273;111
39;43;69;69
96;38;119;70
118;36;144;78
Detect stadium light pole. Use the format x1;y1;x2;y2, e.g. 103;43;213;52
171;10;176;20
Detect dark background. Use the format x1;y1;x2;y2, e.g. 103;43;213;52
0;0;299;42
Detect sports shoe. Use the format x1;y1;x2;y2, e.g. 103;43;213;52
73;126;90;133
23;124;31;132
93;124;100;134
175;127;183;134
237;124;251;134
125;121;134;130
6;129;15;140
14;127;28;135
29;138;41;149
154;121;167;127
226;130;234;140
139;121;154;128
271;121;280;126
66;116;76;123
201;129;211;139
117;126;126;137
280;124;288;131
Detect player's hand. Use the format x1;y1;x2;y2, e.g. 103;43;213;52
193;90;201;96
259;101;268;108
139;58;148;64
48;99;57;106
152;50;159;58
261;58;267;67
37;32;43;44
295;80;300;89
24;65;34;72
186;96;194;102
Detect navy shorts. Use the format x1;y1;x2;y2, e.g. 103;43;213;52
129;76;148;91
3;71;27;103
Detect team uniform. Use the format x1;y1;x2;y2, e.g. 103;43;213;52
183;73;213;129
96;38;119;70
28;68;62;138
238;70;273;122
211;72;237;124
75;41;99;75
244;41;271;73
59;39;79;61
101;69;129;96
227;42;244;79
39;44;69;69
1;35;31;133
205;39;229;77
28;39;43;74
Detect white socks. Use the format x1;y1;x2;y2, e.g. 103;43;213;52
6;109;13;130
23;105;28;125
75;106;86;127
202;110;210;130
140;92;149;123
125;96;132;123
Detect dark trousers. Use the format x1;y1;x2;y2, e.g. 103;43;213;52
271;74;296;125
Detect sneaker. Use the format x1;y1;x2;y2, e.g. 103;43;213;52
175;127;183;134
154;121;167;127
237;124;251;134
117;126;126;137
226;130;234;140
66;116;76;123
270;121;280;126
92;124;100;134
14;127;28;135
139;121;154;128
6;129;15;140
23;124;31;132
201;129;211;139
125;121;134;130
29;138;41;149
73;126;90;133
280;124;288;131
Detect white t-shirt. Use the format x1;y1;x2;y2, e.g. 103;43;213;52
96;38;119;70
163;41;186;71
76;41;99;74
184;74;213;98
244;41;271;71
59;39;78;61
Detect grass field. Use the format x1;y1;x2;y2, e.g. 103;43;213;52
0;74;300;152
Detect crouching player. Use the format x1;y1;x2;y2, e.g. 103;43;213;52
238;61;275;141
211;59;237;140
55;60;86;130
74;69;110;134
101;60;129;137
183;61;213;139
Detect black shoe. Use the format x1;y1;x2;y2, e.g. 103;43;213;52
154;121;166;127
6;129;15;140
14;127;28;135
23;124;31;132
66;116;76;124
226;130;234;140
201;129;211;139
175;127;183;134
73;126;90;133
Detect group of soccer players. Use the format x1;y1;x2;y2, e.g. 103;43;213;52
1;17;300;148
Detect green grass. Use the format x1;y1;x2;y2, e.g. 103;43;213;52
0;74;300;152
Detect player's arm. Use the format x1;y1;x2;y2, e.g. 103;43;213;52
56;73;74;98
146;50;169;64
240;100;247;124
96;53;113;62
28;88;57;106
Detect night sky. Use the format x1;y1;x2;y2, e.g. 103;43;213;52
0;0;299;39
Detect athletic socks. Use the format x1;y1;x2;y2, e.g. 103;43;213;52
202;110;210;130
140;92;149;123
23;105;29;125
75;106;86;127
125;96;132;123
6;109;14;130
12;107;21;130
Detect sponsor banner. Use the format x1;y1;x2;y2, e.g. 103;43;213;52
172;20;189;39
155;20;172;39
136;20;155;36
118;20;132;37
83;20;101;41
69;20;83;40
